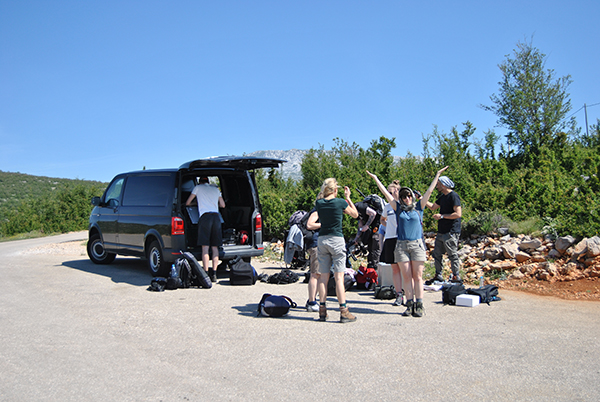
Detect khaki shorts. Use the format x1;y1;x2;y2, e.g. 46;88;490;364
394;239;426;262
317;235;346;274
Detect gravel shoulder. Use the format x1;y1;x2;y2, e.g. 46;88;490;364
1;232;600;401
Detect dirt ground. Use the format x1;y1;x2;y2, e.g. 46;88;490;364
497;276;600;301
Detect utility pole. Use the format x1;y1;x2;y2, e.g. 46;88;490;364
584;103;589;137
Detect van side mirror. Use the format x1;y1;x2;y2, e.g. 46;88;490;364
91;196;101;206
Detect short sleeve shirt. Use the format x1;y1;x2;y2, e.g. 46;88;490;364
315;198;348;238
395;201;424;241
435;191;461;234
192;183;222;217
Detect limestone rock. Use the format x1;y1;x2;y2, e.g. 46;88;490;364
519;238;542;250
555;236;575;253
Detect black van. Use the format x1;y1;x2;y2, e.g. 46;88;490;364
87;156;285;276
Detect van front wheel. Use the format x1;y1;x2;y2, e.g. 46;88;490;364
147;240;168;277
87;234;116;264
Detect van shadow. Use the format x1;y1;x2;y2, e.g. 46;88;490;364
62;257;152;287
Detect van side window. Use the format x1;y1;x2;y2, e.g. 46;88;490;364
104;178;125;204
122;175;172;207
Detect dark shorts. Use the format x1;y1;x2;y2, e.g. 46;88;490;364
198;212;222;247
380;238;397;264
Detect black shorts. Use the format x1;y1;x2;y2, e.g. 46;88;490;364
198;212;223;247
380;238;397;264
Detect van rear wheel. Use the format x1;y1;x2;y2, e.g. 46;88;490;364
87;234;116;264
147;240;168;277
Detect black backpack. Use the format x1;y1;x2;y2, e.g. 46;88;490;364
267;269;299;284
466;285;501;304
374;285;397;300
442;283;467;305
327;272;355;296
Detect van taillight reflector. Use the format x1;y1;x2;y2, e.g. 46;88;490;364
172;217;185;235
255;214;262;231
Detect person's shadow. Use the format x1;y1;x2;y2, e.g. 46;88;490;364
62;257;151;286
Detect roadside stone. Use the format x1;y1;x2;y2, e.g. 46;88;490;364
509;269;525;279
484;247;503;260
530;254;547;263
587;236;600;257
572;239;589;260
515;251;531;263
501;243;519;259
556;235;576;253
548;249;562;259
520;238;542;250
488;260;517;271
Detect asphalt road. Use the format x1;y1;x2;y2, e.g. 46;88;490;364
1;232;599;401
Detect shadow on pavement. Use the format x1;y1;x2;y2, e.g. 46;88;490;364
62;257;151;287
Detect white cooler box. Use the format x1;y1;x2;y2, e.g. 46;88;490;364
456;294;480;307
377;263;394;287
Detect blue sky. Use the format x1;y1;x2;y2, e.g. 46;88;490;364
1;1;598;183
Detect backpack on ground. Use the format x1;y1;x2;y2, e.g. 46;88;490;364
466;285;501;304
267;269;299;284
228;256;257;286
356;266;378;290
442;283;467;305
181;251;212;289
257;293;297;317
327;271;356;296
374;285;397;300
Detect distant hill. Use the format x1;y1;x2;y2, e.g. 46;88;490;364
246;149;402;180
0;170;107;222
246;149;307;180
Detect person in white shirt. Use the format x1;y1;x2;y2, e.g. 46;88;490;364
185;176;225;282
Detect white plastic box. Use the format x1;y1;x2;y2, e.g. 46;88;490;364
456;294;480;307
377;263;394;287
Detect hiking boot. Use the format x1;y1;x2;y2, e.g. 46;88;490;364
319;304;328;321
450;275;463;283
392;294;404;306
306;301;319;312
402;300;414;316
425;276;443;286
340;307;357;323
413;301;425;317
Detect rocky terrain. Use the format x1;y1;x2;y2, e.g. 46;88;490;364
425;232;600;301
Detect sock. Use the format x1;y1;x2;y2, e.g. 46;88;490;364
320;302;326;306
339;302;347;308
416;298;423;303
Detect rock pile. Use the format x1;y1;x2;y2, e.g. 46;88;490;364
423;233;600;283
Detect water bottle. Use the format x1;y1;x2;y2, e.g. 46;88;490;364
479;275;484;287
171;264;178;279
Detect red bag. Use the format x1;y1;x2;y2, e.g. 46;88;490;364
355;266;378;290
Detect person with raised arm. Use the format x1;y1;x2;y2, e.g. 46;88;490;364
366;166;448;317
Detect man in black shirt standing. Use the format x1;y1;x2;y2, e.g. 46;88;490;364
426;175;462;284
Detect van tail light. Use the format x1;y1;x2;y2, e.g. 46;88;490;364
255;213;262;232
172;217;185;235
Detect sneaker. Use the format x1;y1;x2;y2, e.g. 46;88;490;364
392;294;404;306
340;307;357;323
306;301;319;312
208;269;217;283
402;300;414;316
413;301;425;317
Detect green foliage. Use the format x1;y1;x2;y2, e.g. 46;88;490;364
0;172;106;238
481;39;577;164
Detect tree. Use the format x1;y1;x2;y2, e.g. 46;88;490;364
482;40;577;162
